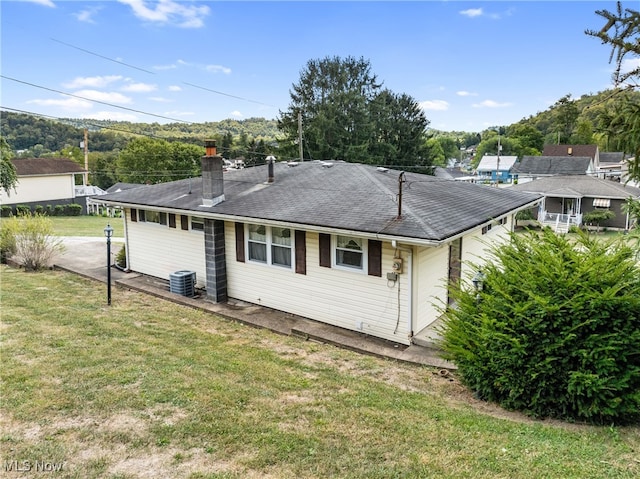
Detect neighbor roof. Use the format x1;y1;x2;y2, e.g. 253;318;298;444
511;175;640;199
97;161;541;243
476;155;518;172
512;156;592;176
11;158;86;176
106;182;144;194
542;144;598;159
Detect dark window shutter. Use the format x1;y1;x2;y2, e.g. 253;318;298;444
180;215;189;230
295;230;306;274
235;222;245;262
168;213;176;228
319;233;331;268
368;240;382;277
131;208;137;222
160;212;167;226
139;209;146;222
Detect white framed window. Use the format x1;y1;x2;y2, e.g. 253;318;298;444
246;224;293;269
191;217;205;232
333;235;366;271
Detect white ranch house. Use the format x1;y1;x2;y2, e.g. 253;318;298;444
96;143;541;346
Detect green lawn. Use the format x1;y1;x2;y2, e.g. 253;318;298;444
48;215;125;237
1;266;638;478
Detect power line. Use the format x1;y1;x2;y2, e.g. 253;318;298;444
50;38;157;75
182;82;275;107
1;75;191;124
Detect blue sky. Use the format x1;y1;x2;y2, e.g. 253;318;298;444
1;0;634;133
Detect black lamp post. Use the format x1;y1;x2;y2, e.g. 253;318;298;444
472;270;485;303
104;223;113;305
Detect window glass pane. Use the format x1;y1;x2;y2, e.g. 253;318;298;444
272;245;291;267
337;249;363;268
248;224;266;242
248;242;267;262
272;227;291;246
192;217;204;231
146;211;160;223
337;235;362;251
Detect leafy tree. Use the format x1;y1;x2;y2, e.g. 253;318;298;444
0;136;18;196
552;94;580;143
440;229;640;424
582;209;616;232
507;123;543;153
571;119;595;144
89;151;119;190
116;138;203;184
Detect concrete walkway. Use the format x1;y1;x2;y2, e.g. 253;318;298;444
53;237;456;370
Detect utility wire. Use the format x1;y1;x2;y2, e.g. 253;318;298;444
1;75;191;124
182;82;275;107
50;38;157;75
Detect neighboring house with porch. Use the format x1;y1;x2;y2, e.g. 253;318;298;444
95;143;541;346
0;157;86;212
511;175;640;232
511;156;595;184
475;155;518;184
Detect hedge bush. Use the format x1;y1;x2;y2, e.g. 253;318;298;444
440;229;640;424
64;204;82;216
16;205;31;215
1;205;13;217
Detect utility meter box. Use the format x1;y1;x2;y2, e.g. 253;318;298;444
391;257;403;273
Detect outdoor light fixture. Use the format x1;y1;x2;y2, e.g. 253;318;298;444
104;223;114;305
471;270;485;292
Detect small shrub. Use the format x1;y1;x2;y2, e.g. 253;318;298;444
440;229;640;424
583;209;615;233
53;205;65;216
16;204;31;215
1;213;64;271
1;205;13;217
65;204;83;216
115;245;127;269
34;205;45;215
46;205;54;215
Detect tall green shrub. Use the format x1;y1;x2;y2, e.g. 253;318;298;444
1;213;64;271
440;229;640;424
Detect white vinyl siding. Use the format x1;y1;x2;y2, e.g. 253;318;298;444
414;244;449;333
125;209;206;288
227;224;411;344
0;174;75;204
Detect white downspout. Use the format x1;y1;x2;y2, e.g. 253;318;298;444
392;241;414;339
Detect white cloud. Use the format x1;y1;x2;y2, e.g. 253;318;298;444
460;8;483;18
149;97;173;103
456;91;478;97
164;110;195;117
74;90;133;104
23;0;55;7
230;111;243;118
419;100;449;111
621;58;640;74
154;63;177;71
205;65;232;75
63;75;123;89
74;7;101;23
472;100;513;108
121;82;157;93
168;85;181;91
27;97;93;110
118;0;210;28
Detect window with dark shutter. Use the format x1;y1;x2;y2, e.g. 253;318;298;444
295;230;306;274
368;240;382;277
319;233;331;268
139;209;146;222
131;209;137;222
180;215;189;230
235;222;245;262
169;213;176;228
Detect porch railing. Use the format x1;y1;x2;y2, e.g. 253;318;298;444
540;211;582;233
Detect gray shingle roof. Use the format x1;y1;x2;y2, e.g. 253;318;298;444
599;152;625;164
512;156;592;175
98;161;541;242
542;144;598;159
11;158;86;176
511;175;640;199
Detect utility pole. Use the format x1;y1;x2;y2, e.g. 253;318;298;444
298;111;303;162
496;134;501;186
83;128;89;185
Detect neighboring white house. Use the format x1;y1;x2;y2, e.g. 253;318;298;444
95;143;541;346
0;157;86;207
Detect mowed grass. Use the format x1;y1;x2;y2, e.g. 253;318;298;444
1;266;639;478
49;215;124;237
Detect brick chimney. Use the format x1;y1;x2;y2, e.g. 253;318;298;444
201;139;225;206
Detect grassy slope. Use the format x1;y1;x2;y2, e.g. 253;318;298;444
1;266;638;478
49;215;125;237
